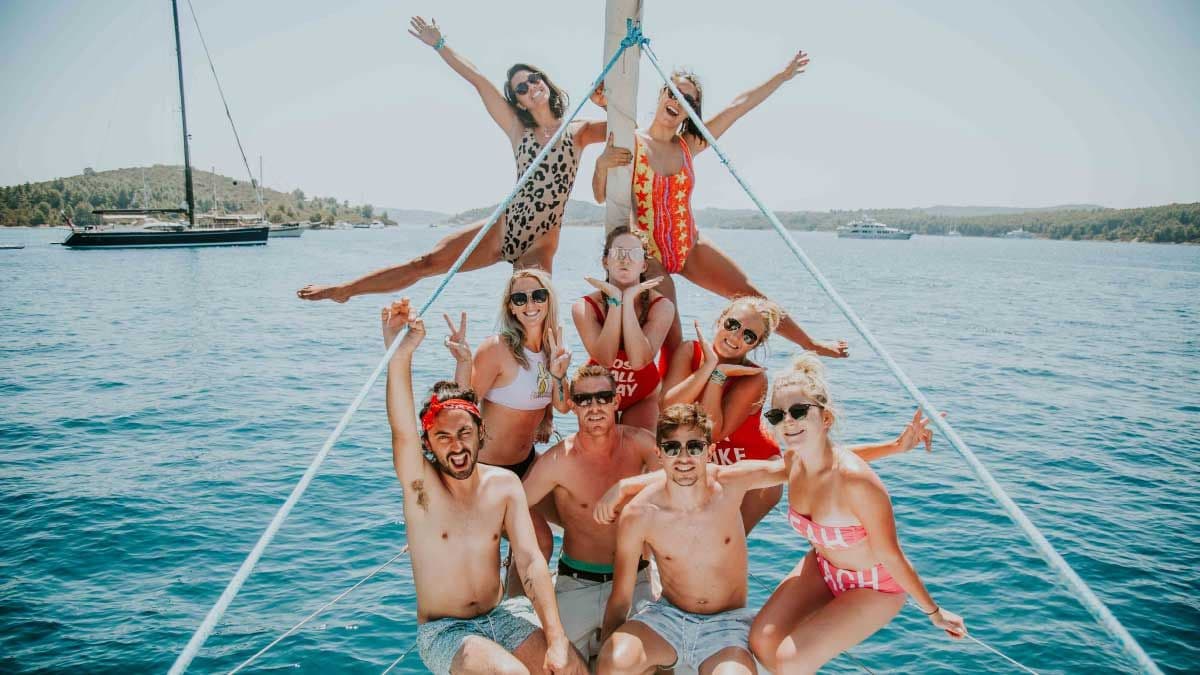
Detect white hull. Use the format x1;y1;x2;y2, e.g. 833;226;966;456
268;225;302;238
837;231;912;240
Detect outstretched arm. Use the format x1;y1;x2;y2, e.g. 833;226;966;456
408;16;522;139
687;50;809;155
851;408;940;461
594;470;664;524
383;299;428;485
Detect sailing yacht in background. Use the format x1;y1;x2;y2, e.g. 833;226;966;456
60;0;267;249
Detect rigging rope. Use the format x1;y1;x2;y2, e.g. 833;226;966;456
184;0;264;213
168;25;646;674
641;42;1161;675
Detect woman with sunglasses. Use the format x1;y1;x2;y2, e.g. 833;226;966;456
297;16;609;304
463;269;572;478
572;227;674;432
749;355;966;672
592;55;849;358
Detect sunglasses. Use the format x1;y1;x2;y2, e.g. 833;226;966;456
509;288;550;306
608;246;645;263
764;403;822;426
722;317;760;346
660;439;708;457
572;390;615;407
513;72;544;96
664;88;699;110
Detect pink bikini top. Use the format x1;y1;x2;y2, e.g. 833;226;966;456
788;507;868;550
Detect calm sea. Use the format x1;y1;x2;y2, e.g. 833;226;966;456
1;226;1197;673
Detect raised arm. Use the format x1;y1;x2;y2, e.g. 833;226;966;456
849;475;967;639
851;408;940;461
545;325;573;414
574;284;623;367
601;503;651;642
442;312;473;388
408;16;522;139
700;368;765;442
662;328;716;407
686;50;809;155
502;476;572;671
620;280;671;369
383;300;428;485
594;470;664;524
592;133;633;203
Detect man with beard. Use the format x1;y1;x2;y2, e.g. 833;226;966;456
596;403;789;674
381;299;584;675
519;364;662;662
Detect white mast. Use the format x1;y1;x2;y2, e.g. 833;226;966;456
603;0;643;233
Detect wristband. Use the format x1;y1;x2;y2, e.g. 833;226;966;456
708;369;727;385
432;36;445;51
604;295;622;307
921;604;940;616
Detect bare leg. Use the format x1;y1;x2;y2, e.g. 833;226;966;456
513;628;589;675
515;225;562;275
773;589;905;673
679;236;848;357
598;620;677;675
451;634;531;675
618;387;661;433
296;215;506;302
698;645;757;675
749;551;831;672
739;484;782;534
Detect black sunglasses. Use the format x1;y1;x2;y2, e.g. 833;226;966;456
723;317;759;346
513;72;544;96
660;439;708;458
572;390;615;407
664;88;699;110
765;403;822;426
509;288;550;306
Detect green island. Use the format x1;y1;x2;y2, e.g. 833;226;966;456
4;166;1197;243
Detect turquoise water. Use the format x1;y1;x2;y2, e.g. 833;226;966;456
1;226;1197;673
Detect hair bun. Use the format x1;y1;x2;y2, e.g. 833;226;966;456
789;353;825;380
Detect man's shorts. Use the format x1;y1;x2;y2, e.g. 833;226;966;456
627;597;754;670
555;563;655;660
416;596;541;675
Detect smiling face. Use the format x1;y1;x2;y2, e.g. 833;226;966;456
424;408;482;479
571;374;620;436
769;383;830;452
507;275;549;332
603;231;648;287
657;425;713;487
654;76;701;130
714;302;767;360
509;68;550;111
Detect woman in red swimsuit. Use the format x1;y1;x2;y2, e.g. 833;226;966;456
572;227;675;431
749;355;967;672
593;51;848;358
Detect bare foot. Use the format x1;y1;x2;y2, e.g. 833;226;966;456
297;284;350;303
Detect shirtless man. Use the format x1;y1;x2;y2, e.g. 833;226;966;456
596;403;789;674
380;299;584;675
519;364;662;661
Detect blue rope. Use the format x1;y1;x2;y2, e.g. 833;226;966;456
168;22;645;675
641;43;1162;675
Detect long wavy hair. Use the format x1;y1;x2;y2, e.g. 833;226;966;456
503;63;568;129
497;268;559;369
664;69;705;144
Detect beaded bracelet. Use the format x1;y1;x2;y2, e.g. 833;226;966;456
433;36;446;51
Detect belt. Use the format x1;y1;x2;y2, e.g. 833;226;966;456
557;557;649;584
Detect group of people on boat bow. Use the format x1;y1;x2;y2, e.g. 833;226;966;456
301;16;966;675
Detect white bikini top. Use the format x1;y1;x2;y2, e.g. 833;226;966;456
485;347;554;411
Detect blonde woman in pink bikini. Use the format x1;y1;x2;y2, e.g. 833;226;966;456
593;52;848;358
748;355;966;672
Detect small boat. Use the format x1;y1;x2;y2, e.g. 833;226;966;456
0;244;25;250
268;223;302;238
947;230;962;237
353;222;371;229
836;218;912;240
1004;228;1035;239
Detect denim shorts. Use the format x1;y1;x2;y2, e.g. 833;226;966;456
628;597;754;670
416;596;541;675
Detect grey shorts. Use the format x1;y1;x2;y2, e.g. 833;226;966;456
555;565;655;660
416;596;541;675
628;597;754;670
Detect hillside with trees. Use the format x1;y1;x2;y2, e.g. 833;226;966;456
0;165;392;227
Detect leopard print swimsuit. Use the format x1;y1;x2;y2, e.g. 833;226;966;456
501;122;582;263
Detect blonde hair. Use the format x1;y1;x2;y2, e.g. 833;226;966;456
772;353;840;428
497;268;560;369
720;296;784;346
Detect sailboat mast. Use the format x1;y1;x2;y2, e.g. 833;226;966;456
171;0;196;226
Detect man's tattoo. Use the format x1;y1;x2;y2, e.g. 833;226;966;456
410;479;429;511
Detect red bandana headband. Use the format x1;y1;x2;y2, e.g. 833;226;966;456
421;394;481;431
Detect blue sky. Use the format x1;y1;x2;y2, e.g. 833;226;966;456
1;0;1197;212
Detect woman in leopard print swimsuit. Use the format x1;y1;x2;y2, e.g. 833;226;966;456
297;16;607;304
